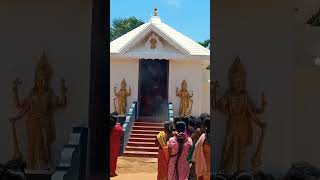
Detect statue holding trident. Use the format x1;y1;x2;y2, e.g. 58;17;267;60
9;52;67;170
176;80;193;117
212;57;267;173
113;79;131;116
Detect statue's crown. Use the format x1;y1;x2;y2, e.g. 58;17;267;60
228;56;246;79
35;52;53;80
121;78;126;85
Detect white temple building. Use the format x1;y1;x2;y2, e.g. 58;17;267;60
110;10;210;119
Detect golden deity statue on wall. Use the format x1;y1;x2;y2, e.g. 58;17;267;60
213;57;267;173
10;52;67;170
113;79;131;116
176;80;193;117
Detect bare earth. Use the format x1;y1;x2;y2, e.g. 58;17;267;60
111;156;158;180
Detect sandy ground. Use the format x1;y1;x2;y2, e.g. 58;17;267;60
111;156;158;180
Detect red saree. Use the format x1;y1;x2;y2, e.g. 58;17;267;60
110;123;123;175
156;131;169;180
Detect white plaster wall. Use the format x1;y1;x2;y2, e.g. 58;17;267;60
110;57;140;113
213;0;320;175
169;60;210;117
292;68;320;166
291;1;320;165
1;0;92;166
110;58;210;117
213;0;295;175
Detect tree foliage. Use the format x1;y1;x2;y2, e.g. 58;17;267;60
198;39;210;48
306;8;320;26
110;16;144;41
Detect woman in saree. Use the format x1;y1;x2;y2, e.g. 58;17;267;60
167;121;193;180
156;121;173;180
192;117;211;180
109;112;123;177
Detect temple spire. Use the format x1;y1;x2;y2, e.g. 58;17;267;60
153;8;158;16
150;8;161;23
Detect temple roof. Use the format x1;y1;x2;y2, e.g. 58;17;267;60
110;11;210;59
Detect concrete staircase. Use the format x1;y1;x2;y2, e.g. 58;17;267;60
123;118;164;158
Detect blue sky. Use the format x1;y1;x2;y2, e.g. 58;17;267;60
110;0;210;42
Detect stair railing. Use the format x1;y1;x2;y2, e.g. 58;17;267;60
120;101;137;154
168;102;173;122
51;127;88;180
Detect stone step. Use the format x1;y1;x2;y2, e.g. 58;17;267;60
135;118;164;123
123;150;158;158
127;141;157;147
130;133;158;139
125;146;159;152
132;125;164;131
134;122;164;127
129;137;156;142
131;129;160;135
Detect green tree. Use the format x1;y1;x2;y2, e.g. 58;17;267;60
198;39;210;48
306;8;320;26
110;16;144;41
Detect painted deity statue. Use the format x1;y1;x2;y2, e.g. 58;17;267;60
213;57;267;173
10;52;67;170
176;80;193;117
113;79;131;116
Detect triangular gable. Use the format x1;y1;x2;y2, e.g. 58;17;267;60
110;16;210;58
120;24;191;56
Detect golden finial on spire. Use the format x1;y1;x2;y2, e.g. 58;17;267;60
153;8;158;16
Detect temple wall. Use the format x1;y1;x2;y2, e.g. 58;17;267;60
0;0;92;166
110;58;210;117
212;0;294;175
212;0;320;175
169;60;210;117
110;58;140;113
291;12;320;165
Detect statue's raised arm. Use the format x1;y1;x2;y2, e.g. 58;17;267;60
189;91;193;98
53;78;67;109
127;86;131;96
12;78;25;109
113;86;118;97
255;92;267;114
215;92;229;113
176;87;181;97
247;94;267;129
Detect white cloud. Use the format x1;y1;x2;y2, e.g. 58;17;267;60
165;0;183;7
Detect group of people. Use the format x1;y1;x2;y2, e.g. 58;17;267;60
0;159;26;180
156;114;211;180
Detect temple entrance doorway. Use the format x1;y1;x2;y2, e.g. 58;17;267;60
138;59;169;120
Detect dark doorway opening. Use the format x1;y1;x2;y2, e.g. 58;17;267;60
138;59;169;120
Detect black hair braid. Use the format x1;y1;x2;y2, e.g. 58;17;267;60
174;137;184;180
